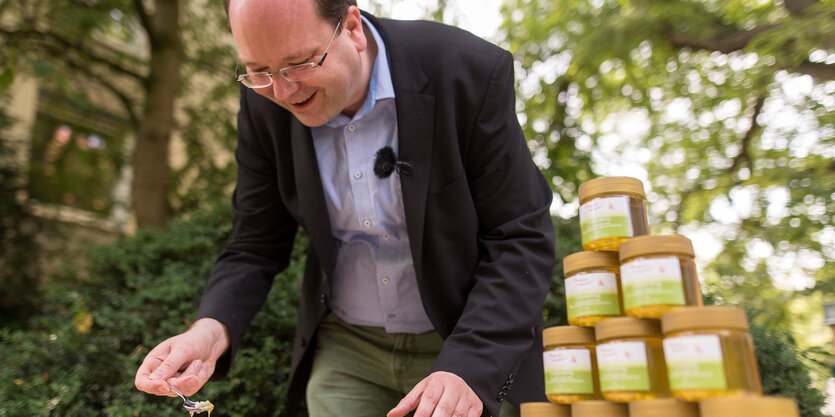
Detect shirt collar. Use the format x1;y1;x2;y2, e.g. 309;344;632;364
325;15;394;127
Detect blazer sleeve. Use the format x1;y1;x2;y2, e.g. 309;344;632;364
430;50;555;416
195;89;298;378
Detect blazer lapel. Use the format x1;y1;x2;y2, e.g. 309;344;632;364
395;92;434;280
290;119;337;279
371;15;436;279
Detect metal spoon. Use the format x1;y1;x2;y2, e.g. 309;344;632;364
166;380;214;415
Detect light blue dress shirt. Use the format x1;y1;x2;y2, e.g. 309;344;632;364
311;17;434;333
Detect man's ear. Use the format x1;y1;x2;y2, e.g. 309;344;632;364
343;5;367;53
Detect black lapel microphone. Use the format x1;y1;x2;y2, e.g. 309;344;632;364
373;146;413;178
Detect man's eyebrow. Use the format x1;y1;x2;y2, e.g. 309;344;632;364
240;50;315;72
241;61;270;72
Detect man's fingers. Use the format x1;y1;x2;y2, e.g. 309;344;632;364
136;344;169;379
197;360;215;386
169;359;204;396
466;404;482;417
413;383;444;417
450;396;470;417
136;345;172;396
149;345;193;381
388;379;426;417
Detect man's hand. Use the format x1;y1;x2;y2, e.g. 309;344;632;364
388;371;483;417
134;318;230;397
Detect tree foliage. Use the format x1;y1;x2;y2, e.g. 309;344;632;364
0;100;42;323
0;0;238;228
502;0;834;344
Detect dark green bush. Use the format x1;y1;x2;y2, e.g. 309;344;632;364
542;217;581;328
0;202;306;416
752;321;828;417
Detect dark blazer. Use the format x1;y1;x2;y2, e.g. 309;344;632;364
196;13;555;417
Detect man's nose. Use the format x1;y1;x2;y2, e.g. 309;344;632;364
270;77;299;100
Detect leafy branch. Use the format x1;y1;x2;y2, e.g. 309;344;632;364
0;28;145;81
664;0;834;81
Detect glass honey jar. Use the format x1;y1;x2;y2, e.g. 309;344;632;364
661;306;762;401
594;317;670;402
619;235;702;319
571;400;628;417
699;396;799;417
629;398;698;417
563;251;623;327
578;176;649;252
520;402;571;417
542;326;600;403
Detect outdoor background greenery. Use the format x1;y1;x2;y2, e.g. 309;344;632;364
0;203;828;416
0;0;832;415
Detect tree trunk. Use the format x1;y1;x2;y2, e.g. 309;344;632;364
132;0;182;228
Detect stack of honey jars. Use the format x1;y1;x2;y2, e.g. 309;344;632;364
524;177;800;417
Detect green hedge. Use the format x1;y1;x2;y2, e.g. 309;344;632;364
0;203;305;416
0;207;828;416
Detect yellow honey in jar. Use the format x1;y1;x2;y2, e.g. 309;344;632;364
542;326;600;403
661;306;762;401
629;398;698;417
699;396;799;417
578;176;649;252
571;400;628;417
563;251;623;327
594;317;670;402
520;402;571;417
619;235;703;319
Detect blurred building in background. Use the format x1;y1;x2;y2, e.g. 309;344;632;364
5;76;133;233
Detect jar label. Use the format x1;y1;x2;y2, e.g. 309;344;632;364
579;196;634;244
663;335;727;390
620;256;685;309
565;272;621;319
543;348;595;395
596;341;651;392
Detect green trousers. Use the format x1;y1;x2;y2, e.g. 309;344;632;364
306;314;520;417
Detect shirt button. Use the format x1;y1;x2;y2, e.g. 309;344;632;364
348;124;356;132
381;276;390;284
387;314;396;321
353;171;362;179
382;234;390;240
363;219;372;227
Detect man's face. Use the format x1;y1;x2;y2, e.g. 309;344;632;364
229;0;368;127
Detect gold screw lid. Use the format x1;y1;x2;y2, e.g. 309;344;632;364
543;326;596;347
571;400;629;417
563;251;620;276
578;176;646;202
619;235;695;261
520;402;571;417
595;317;662;341
699;396;799;417
661;306;749;335
629;398;698;417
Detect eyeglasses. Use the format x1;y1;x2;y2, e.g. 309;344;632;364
236;18;342;88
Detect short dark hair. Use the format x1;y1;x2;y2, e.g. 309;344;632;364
224;0;356;27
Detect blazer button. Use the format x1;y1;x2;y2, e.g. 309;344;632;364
320;293;327;304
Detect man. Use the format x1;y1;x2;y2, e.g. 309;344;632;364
135;0;555;416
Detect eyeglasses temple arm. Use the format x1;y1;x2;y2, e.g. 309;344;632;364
318;18;342;67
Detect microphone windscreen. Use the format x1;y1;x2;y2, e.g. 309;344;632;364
373;146;397;178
